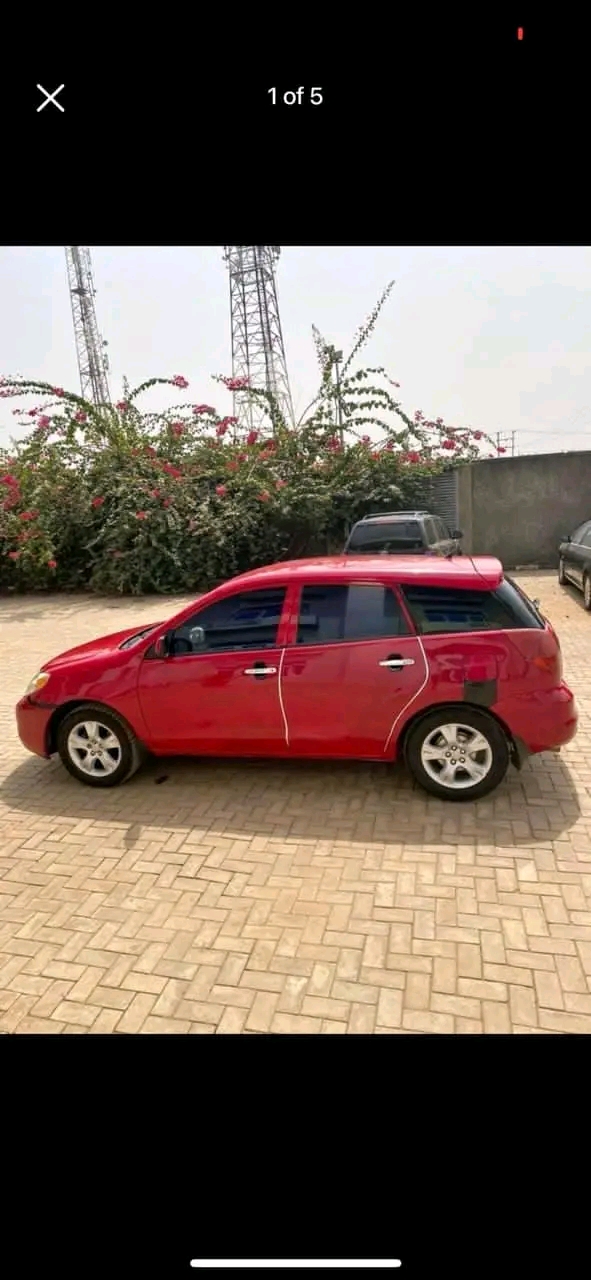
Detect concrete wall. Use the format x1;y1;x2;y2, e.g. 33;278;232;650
457;451;591;568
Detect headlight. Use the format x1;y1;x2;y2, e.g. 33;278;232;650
25;672;50;696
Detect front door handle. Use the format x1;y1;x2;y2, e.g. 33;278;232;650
379;654;415;669
243;664;277;678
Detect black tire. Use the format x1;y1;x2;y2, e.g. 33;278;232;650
558;557;567;586
584;574;591;611
56;703;144;788
404;705;510;802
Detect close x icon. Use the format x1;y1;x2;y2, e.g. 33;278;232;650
36;84;65;113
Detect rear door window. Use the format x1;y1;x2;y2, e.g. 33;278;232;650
296;583;410;644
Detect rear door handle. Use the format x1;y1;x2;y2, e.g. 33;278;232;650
243;665;277;677
379;655;415;669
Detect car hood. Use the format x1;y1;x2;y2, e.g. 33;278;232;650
43;623;162;670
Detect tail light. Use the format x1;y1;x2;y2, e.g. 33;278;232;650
533;645;562;681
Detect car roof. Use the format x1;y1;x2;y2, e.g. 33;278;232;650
220;556;504;592
355;511;430;524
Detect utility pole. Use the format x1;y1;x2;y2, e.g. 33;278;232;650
65;248;111;406
334;350;344;445
495;431;516;456
223;246;294;433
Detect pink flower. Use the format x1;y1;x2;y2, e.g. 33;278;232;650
436;417;444;426
162;463;182;478
47;559;57;569
227;461;238;472
237;452;247;462
276;479;287;489
246;430;259;446
1;474;18;487
414;410;423;421
371;451;380;460
407;451;421;464
75;410;87;423
19;509;39;521
52;387;65;397
37;416;51;429
163;498;172;508
170;422;185;437
91;496;105;508
193;404;216;415
442;439;456;450
221;375;250;391
257;490;270;502
135;510;148;520
144;445;157;456
327;435;341;451
216;422;229;437
215;484;227;497
172;374;189;388
149;489;161;499
28;408;39;417
116;400;129;412
8;550;20;561
497;446;506;454
361;435;371;445
473;431;483;441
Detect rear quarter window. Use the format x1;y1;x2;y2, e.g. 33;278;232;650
401;581;545;633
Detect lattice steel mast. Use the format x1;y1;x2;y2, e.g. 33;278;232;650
65;247;111;405
223;246;294;431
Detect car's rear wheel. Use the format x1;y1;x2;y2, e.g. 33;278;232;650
56;704;144;787
584;574;591;611
404;706;510;801
558;557;567;585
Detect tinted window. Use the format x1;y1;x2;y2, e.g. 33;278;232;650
172;588;286;653
296;584;409;645
581;527;591;548
571;523;589;544
436;518;450;540
401;582;544;633
347;520;423;553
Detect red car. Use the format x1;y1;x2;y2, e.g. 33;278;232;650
16;556;577;802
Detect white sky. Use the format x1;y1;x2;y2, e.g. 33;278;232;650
2;245;591;454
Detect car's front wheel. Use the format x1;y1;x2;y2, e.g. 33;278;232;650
558;557;567;585
56;704;144;787
404;706;510;801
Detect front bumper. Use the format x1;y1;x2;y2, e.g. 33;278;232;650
16;696;54;758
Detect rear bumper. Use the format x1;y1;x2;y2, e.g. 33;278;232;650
501;683;578;758
15;696;54;758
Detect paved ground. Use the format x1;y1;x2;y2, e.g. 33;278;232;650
1;571;590;1034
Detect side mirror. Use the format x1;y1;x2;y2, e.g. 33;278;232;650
563;535;572;543
153;634;169;658
452;530;463;539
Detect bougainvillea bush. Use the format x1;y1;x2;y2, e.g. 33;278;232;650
0;287;501;595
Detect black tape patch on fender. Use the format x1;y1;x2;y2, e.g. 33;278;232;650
463;679;497;707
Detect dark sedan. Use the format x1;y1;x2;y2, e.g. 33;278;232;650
558;520;591;609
